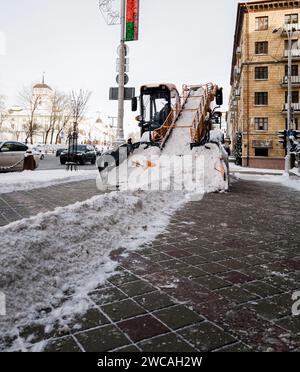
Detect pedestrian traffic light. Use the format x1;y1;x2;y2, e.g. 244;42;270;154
278;130;287;149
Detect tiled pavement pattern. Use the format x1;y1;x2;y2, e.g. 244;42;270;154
1;179;300;352
0;180;101;226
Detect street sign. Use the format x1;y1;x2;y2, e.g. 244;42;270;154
109;87;135;101
116;73;129;85
117;44;129;57
116;58;129;73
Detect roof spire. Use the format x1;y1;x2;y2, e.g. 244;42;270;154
42;72;45;84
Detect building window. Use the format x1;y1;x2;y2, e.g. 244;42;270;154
285;64;299;76
284;39;298;50
256;16;269;31
254;117;268;131
255;41;268;55
255;66;268;80
255;92;268;105
285;91;299;103
255;148;269;157
285;118;299;130
285;14;299;24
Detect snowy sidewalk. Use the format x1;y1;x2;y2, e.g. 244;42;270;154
3;178;299;352
0;179;101;226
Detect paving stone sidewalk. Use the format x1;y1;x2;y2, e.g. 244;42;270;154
0;180;101;226
1;179;300;352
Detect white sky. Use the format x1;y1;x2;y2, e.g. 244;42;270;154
0;0;239;136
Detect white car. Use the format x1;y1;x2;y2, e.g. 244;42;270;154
30;146;46;160
0;140;40;172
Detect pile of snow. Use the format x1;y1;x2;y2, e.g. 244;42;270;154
98;143;228;197
0;169;97;194
235;173;300;191
0;190;184;351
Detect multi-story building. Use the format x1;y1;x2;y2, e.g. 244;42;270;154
228;0;300;169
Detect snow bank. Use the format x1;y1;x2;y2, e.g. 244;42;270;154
235;173;300;191
0;190;184;351
230;164;284;175
98;143;228;197
0;169;97;194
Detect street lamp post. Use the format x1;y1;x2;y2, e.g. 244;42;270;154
273;25;297;172
116;0;126;145
285;27;294;173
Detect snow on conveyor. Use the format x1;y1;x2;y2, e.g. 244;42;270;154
164;88;204;156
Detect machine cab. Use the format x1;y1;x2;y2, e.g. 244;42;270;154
132;84;180;136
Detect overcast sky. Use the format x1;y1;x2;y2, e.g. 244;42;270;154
0;0;239;135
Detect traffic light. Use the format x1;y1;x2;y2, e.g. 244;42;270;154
293;130;300;140
278;130;287;149
216;88;223;106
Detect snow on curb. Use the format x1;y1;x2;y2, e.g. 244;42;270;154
0;169;97;194
0;190;185;351
235;173;300;191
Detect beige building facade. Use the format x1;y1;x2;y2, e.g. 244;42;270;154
229;0;300;169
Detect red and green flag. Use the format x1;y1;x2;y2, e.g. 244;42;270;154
125;0;139;41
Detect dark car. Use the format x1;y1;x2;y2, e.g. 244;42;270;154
56;147;67;157
98;142;140;173
60;145;97;165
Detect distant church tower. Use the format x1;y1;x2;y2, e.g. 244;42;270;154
32;73;53;113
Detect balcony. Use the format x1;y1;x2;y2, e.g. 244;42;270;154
233;66;241;81
283;49;300;59
230;101;238;112
235;89;241;100
280;23;300;35
282;103;300;113
282;75;300;87
236;46;242;57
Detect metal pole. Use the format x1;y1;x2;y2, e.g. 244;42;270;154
288;30;292;133
286;29;293;172
117;0;126;145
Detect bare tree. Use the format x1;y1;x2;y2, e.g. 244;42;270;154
70;90;91;129
19;87;41;144
66;90;91;170
43;91;68;144
55;95;72;145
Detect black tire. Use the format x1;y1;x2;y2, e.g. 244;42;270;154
91;157;96;165
60;160;66;165
79;158;86;165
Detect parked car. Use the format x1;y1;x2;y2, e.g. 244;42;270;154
29;146;45;160
60;145;97;165
56;146;67;157
0;140;40;172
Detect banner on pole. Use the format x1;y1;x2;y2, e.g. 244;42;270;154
125;0;139;41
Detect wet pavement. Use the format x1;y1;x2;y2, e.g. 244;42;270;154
1;179;300;352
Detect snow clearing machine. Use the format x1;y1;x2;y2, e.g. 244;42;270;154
97;83;229;193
